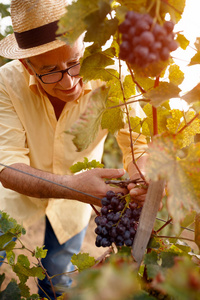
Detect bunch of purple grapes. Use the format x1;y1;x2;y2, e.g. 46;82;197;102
119;11;178;68
95;190;142;248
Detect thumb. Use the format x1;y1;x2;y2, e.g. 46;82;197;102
100;168;125;179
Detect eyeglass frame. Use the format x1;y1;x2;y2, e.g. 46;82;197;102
26;60;81;84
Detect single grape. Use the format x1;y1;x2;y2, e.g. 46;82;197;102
164;21;174;33
101;238;112;247
95;225;102;235
168;40;178;52
124;230;131;240
106;190;116;200
101;227;108;236
95;235;102;247
101;206;108;215
111;196;120;208
140;31;155;46
101;197;110;206
125;239;133;247
160;47;170;60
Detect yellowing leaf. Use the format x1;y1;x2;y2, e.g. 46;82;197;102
167;110;200;148
101;106;124;134
169;64;184;86
189;51;200;66
66;86;108;151
144;82;181;107
176;33;189;50
182;83;200;104
146;135;200;231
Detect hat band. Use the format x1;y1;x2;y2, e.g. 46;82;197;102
14;20;60;49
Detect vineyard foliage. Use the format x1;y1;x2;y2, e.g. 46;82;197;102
1;0;200;299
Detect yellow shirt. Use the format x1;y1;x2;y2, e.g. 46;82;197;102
0;60;147;244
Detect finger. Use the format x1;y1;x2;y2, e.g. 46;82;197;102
97;168;126;179
129;187;147;197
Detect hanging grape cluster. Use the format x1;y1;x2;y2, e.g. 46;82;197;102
119;11;178;68
94;191;142;248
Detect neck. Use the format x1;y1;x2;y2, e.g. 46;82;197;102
48;95;66;120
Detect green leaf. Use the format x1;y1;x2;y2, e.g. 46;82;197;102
176;33;190;50
123;75;136;99
34;246;47;259
70;157;104;173
0;4;10;18
161;252;177;268
182;83;200;104
18;282;30;298
0;232;15;250
80;49;117;82
0;274;5;290
85;18;119;47
71;253;96;272
66;86;108;151
169;64;184;86
0;280;21;300
144;82;181;107
101;106;124;134
57;0;98;45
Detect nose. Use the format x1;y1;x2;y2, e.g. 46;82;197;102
58;71;74;89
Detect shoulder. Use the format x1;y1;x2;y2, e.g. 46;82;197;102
0;60;30;91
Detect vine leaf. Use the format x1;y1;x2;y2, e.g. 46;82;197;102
101;106;124;134
57;0;98;45
35;246;48;259
167;110;200;148
80;48;117;83
182;83;200;104
66;86;108;152
169;64;184;86
70;157;104;174
146;135;200;231
0;280;21;300
71;253;96;272
143;82;181;107
176;33;189;50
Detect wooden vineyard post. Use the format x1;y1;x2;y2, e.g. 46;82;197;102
132;179;165;267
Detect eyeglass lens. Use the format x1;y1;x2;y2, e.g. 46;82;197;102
41;64;80;83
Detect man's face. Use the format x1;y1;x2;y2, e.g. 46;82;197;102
26;38;84;103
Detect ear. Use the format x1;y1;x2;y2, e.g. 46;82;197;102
19;59;34;75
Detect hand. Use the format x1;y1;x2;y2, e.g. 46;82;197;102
67;168;128;206
127;181;148;205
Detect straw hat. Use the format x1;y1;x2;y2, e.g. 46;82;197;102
0;0;68;59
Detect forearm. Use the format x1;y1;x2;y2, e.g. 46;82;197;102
0;163;127;207
0;163;72;199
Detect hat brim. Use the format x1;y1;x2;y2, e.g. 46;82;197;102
0;33;66;59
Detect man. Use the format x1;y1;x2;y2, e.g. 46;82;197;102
0;0;147;298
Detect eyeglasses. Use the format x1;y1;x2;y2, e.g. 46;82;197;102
27;61;81;84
